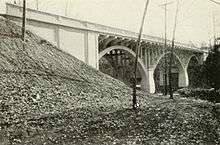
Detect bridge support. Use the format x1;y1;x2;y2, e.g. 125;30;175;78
145;69;155;93
179;67;189;87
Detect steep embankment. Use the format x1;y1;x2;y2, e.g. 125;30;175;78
0;17;219;144
0;17;133;118
0;17;133;143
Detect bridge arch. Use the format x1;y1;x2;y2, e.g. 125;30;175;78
99;45;148;91
153;52;184;71
153;52;188;93
186;55;199;68
187;55;200;88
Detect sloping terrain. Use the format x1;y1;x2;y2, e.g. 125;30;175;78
0;17;219;144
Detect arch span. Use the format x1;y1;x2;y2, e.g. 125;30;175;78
99;45;148;91
153;52;188;93
187;55;200;88
153;52;184;71
186;55;199;69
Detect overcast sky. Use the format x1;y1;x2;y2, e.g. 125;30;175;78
7;0;220;47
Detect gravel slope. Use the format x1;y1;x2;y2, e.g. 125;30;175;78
0;17;219;144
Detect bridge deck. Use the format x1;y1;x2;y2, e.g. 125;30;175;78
0;3;205;53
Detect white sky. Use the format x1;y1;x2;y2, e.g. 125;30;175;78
7;0;220;47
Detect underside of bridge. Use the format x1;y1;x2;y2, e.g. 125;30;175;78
98;35;148;91
154;53;184;93
98;34;204;93
187;56;200;88
99;50;142;88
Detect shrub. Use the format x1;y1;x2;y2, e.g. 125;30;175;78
202;45;220;89
177;88;220;103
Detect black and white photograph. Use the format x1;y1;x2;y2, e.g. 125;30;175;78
0;0;220;144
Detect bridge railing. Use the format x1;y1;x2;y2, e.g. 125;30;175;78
86;22;202;51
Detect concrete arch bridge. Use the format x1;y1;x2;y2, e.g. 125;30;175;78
0;2;208;93
98;35;204;93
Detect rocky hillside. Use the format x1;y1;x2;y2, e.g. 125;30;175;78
0;17;134;116
0;17;219;144
0;17;134;143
